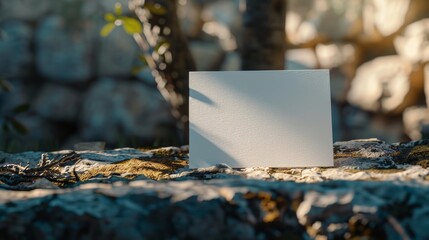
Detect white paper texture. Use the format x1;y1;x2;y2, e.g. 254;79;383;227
189;70;333;168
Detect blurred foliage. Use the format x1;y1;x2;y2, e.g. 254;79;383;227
0;79;29;135
145;2;167;15
100;3;142;36
101;1;171;78
0;79;32;152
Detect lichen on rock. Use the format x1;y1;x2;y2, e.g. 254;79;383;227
0;139;428;239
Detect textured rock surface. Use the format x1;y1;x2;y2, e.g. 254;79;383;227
0;177;428;239
0;139;428;239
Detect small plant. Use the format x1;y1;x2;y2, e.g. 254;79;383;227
0;78;31;152
0;79;29;135
100;3;142;37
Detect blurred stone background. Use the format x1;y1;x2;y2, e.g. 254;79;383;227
0;0;429;152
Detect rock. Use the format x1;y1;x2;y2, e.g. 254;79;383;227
402;144;429;166
202;21;237;52
411;207;429;239
35;16;95;83
334;138;395;157
0;0;52;21
333;139;397;169
315;43;355;69
296;190;354;226
0;21;32;77
403;106;429;140
4;139;429;183
75;148;153;163
76;174;130;185
286;2;318;45
202;0;241;46
287;0;362;44
2;140;429;238
27;178;59;189
347;55;423;114
170;164;243;181
395;18;429;64
189;40;225;71
0;180;427;239
180;145;189;152
73;142;106;151
365;0;410;37
34;84;81;121
79;78;173;144
287;0;410;45
96;27;140;77
0;150;44;168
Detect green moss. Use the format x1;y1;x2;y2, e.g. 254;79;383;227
409;145;429;157
334;152;364;159
416;160;429;168
79;157;188;181
406;145;429;165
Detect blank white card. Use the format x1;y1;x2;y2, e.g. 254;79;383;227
189;70;333;168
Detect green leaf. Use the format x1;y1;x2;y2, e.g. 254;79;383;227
114;3;122;16
145;3;167;15
12;103;30;114
10;118;28;135
104;13;116;22
100;23;116;37
0;79;13;92
122;17;142;35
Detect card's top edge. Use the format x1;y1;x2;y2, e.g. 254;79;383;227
189;69;330;73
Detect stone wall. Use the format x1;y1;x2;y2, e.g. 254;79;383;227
1;0;429;152
0;0;176;151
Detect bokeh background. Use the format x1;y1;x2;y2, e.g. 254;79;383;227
1;0;429;152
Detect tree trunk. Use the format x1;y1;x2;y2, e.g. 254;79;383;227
241;0;286;70
130;0;196;145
